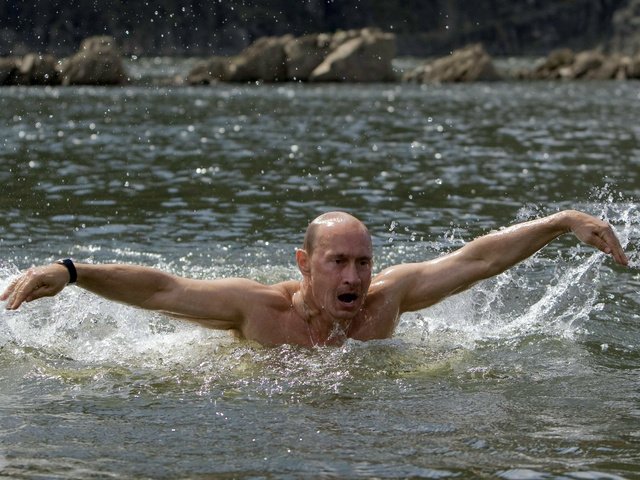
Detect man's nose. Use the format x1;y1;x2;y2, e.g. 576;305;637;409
342;262;360;284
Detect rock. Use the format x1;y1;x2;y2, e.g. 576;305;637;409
587;54;625;80
284;33;331;81
522;48;575;79
17;53;60;85
403;43;501;83
186;56;232;84
228;35;293;82
329;29;366;51
519;48;629;81
309;29;396;82
543;48;575;71
0;57;20;85
563;50;606;79
556;50;626;80
623;55;640;79
59;36;127;85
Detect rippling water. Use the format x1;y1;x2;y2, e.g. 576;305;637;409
1;78;640;478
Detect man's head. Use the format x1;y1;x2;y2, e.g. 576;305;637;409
296;212;373;320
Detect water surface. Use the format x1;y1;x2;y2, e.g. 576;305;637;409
1;79;640;478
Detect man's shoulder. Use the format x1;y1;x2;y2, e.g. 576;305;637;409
248;280;298;310
270;280;299;296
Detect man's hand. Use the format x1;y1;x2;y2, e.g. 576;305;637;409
1;264;70;310
564;210;628;266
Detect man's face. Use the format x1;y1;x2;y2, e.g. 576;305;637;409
305;222;373;320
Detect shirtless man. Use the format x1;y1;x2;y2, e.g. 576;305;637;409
1;210;628;347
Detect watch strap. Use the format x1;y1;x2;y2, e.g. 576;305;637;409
56;258;77;284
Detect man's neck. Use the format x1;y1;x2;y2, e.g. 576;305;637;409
292;284;353;345
292;284;320;321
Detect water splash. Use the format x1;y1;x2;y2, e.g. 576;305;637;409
1;197;637;393
399;196;639;349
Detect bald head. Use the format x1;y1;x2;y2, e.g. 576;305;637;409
303;211;371;256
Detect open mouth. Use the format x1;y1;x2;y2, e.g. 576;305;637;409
338;293;359;304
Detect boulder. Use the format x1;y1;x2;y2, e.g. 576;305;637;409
522;48;575;79
284;33;331;81
228;35;293;82
403;43;501;83
519;49;631;81
555;50;627;80
309;29;396;82
0;57;20;85
586;54;625;80
59;36;127;85
623;55;640;79
329;29;367;51
17;53;60;85
186;56;232;85
561;50;606;79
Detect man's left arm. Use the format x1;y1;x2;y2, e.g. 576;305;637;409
374;210;628;314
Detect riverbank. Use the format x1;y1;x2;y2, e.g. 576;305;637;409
2;33;640;88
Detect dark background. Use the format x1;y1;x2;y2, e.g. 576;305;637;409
1;0;638;57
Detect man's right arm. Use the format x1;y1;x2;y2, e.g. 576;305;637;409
1;263;259;331
371;210;628;315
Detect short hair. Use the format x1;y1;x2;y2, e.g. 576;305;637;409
303;221;321;255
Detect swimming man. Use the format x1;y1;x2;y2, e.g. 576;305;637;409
1;210;628;347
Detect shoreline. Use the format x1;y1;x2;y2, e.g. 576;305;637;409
2;34;639;88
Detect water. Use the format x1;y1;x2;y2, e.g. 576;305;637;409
1;77;640;478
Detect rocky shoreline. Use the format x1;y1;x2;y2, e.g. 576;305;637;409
2;31;640;87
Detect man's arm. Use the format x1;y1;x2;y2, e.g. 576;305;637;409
373;210;628;314
1;262;263;330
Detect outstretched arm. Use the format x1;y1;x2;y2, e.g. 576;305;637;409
374;210;628;313
1;262;265;331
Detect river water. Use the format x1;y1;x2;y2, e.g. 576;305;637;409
1;76;640;478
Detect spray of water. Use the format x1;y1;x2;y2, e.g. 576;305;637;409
0;196;637;394
399;195;639;349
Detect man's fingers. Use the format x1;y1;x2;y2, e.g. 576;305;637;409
597;224;628;266
3;265;70;311
593;227;629;266
4;274;38;310
0;278;18;301
4;282;26;310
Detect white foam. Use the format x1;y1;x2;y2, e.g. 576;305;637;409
1;199;637;367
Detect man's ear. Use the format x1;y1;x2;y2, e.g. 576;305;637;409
296;248;311;276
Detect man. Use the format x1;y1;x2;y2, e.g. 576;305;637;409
1;210;628;347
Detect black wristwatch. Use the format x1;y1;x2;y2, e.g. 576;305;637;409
56;258;77;284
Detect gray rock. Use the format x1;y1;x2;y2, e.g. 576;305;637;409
403;44;501;83
186;56;232;84
309;29;396;82
228;35;293;82
18;53;60;85
523;48;575;79
284;33;331;81
59;36;127;85
623;54;640;79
